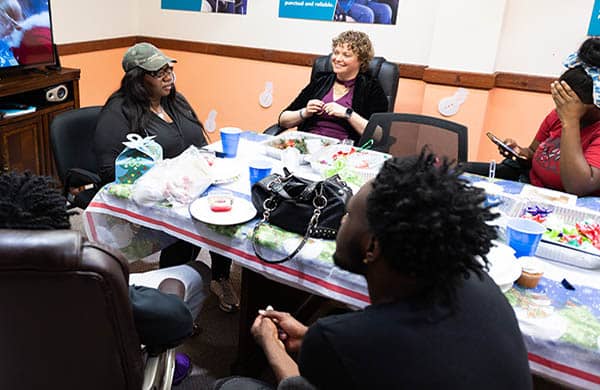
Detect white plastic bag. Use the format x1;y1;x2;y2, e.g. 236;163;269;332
131;146;213;207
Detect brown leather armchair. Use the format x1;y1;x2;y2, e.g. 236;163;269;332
0;229;176;390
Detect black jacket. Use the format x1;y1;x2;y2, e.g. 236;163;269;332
94;94;207;185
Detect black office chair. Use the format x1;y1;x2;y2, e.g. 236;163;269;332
264;54;399;136
50;106;103;209
359;113;469;162
0;229;177;390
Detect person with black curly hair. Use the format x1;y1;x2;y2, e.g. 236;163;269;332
0;171;210;372
464;37;600;197
228;150;531;389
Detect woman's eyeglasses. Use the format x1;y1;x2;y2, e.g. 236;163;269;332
147;67;174;79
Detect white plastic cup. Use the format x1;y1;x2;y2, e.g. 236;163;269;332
282;147;301;172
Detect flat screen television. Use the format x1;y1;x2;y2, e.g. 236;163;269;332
0;0;56;71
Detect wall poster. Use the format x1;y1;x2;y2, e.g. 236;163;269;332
162;0;248;15
279;0;399;25
589;0;600;36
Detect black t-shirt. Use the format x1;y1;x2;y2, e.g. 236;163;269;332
94;94;207;185
298;272;532;390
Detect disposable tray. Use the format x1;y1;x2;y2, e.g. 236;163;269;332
309;144;391;183
500;195;600;269
259;131;339;164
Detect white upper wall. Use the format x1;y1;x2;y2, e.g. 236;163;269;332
428;0;506;73
51;0;137;43
139;0;439;66
50;0;595;76
495;0;594;76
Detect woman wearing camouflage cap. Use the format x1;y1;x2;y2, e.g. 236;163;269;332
94;42;240;313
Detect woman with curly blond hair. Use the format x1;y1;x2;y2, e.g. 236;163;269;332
278;30;388;143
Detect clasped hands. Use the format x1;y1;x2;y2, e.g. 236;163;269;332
251;308;308;354
304;99;347;118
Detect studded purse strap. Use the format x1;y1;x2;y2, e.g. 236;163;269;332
251;182;327;264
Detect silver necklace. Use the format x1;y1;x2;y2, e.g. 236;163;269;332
152;105;166;119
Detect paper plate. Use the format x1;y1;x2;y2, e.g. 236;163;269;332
189;196;257;225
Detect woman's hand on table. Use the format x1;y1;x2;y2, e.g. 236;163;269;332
257;309;308;353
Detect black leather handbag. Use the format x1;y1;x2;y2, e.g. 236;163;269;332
250;172;352;264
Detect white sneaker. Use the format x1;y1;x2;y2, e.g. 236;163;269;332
210;279;240;313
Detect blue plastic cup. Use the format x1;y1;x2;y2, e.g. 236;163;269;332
220;127;242;158
506;218;546;258
249;160;273;188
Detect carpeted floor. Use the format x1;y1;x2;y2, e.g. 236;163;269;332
70;210;242;390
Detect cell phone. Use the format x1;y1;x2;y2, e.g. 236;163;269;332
486;132;526;160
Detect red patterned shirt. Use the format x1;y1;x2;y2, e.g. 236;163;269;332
529;110;600;195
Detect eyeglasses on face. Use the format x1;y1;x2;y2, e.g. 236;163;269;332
147;66;174;79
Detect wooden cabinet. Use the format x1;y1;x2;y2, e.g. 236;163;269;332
0;68;80;179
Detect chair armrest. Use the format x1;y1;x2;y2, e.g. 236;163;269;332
65;168;101;188
264;123;285;136
142;348;176;390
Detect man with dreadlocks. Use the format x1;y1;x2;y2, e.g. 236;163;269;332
0;171;210;366
221;150;531;389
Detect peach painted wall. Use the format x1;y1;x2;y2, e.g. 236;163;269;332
61;49;555;154
394;79;426;114
421;85;490;161
61;48;313;143
478;88;554;162
164;50;311;142
61;49;126;108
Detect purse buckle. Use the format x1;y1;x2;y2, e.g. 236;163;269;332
312;183;327;210
267;176;284;193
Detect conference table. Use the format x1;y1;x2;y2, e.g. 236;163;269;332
83;134;600;389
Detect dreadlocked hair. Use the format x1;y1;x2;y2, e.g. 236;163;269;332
366;149;498;306
0;171;72;230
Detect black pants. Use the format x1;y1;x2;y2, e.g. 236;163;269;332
159;239;232;280
460;158;531;183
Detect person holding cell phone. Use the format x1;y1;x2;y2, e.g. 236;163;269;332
463;37;600;197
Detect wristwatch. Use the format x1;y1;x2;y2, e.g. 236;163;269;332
344;107;353;119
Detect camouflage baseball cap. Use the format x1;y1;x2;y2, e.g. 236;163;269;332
122;42;177;72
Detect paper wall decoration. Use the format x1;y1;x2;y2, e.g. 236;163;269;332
206;109;218;132
162;0;248;14
259;81;273;108
438;88;468;117
279;0;400;25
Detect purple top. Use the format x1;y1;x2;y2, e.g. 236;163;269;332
308;78;355;141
